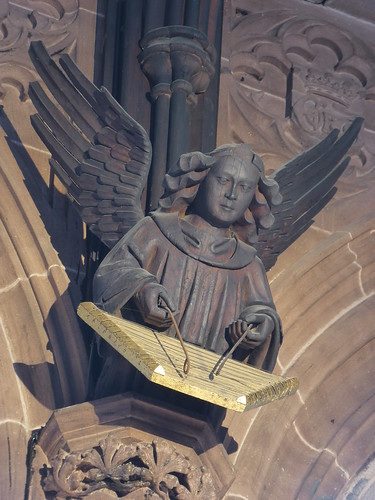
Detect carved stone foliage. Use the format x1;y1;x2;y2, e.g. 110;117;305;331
0;1;79;51
43;434;215;499
0;0;80;101
218;3;375;230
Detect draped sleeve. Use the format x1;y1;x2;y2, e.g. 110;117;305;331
93;218;159;313
234;257;283;372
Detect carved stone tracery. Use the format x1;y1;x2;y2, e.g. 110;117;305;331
224;10;375;147
219;4;375;230
0;0;79;51
43;434;215;499
0;0;80;101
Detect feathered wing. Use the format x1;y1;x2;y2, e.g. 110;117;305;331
28;41;152;249
254;117;363;271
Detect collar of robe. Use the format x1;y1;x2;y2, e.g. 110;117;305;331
151;212;257;270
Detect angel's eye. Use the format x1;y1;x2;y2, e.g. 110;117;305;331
240;184;253;192
216;177;229;185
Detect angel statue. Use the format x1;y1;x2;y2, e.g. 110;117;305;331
28;41;362;395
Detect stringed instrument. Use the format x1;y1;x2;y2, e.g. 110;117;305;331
78;302;298;412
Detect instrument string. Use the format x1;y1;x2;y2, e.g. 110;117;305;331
215;324;254;376
159;301;190;375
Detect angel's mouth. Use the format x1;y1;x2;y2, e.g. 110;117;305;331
220;204;234;211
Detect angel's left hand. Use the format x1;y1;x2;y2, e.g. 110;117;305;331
228;312;274;349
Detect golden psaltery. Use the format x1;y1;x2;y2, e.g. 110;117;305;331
78;302;298;412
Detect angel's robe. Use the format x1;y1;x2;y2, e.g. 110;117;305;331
93;212;282;374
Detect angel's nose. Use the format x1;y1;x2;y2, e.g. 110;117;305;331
225;186;237;200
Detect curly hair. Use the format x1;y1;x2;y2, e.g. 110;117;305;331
159;144;282;244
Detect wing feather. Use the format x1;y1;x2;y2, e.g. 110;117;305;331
30;114;80;180
29;42;101;141
28;41;152;248
272;128;339;187
29;82;88;159
255;119;363;271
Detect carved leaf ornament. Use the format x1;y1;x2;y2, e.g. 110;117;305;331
0;0;79;53
43;435;215;499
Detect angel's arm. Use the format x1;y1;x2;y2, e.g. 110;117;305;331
93;236;157;314
243;265;283;371
228;257;282;370
93;220;175;326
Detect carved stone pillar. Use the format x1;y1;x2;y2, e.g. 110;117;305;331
139;26;215;210
138;33;172;211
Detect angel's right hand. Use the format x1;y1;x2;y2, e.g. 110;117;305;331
135;283;176;329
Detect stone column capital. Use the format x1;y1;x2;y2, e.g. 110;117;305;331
139;25;216;96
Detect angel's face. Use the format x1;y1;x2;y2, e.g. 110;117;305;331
193;157;259;228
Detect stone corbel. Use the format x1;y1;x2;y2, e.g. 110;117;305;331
29;393;235;498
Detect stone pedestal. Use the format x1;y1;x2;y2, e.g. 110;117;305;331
29;393;235;498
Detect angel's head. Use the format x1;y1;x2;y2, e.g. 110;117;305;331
159;144;282;243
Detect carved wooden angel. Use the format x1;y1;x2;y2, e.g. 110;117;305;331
28;41;362;391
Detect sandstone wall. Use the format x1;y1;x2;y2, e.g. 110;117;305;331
218;1;375;498
0;1;97;496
